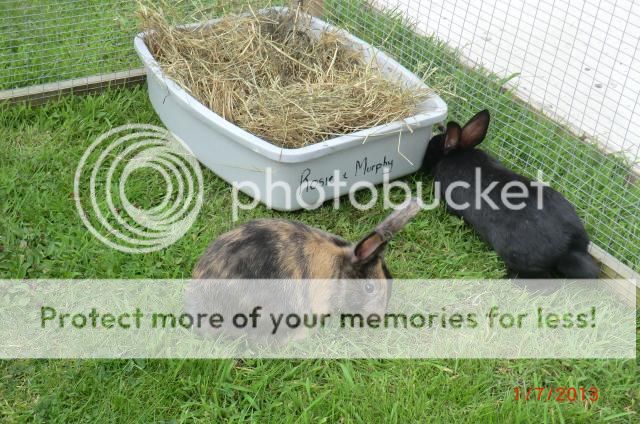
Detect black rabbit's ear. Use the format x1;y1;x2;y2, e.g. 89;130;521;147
443;122;462;154
460;110;490;150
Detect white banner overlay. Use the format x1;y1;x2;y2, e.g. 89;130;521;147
0;279;635;359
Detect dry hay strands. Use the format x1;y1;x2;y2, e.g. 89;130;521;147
138;4;434;148
240;75;428;148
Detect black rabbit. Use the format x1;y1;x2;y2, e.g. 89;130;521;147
421;110;600;279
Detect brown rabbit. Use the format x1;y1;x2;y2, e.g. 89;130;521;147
192;198;421;281
186;199;421;343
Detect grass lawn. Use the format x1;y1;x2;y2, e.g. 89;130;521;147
0;0;638;422
0;0;138;90
1;85;638;423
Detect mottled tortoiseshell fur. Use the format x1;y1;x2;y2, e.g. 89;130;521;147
193;219;390;280
186;201;421;342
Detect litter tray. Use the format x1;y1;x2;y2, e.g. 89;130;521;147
134;7;447;210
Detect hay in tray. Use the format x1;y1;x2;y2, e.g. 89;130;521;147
139;4;433;149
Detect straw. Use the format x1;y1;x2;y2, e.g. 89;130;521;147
138;2;435;148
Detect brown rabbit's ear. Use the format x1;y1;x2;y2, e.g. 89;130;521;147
353;232;386;264
459;109;490;150
443;122;462;154
352;198;422;264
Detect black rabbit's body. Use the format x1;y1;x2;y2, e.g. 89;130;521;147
434;149;596;277
423;110;600;278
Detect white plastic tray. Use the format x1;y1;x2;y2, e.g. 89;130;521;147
135;7;447;210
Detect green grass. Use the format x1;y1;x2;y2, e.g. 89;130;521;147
0;85;638;424
0;0;639;422
0;0;139;90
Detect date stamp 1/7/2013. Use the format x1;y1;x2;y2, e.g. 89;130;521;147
514;387;599;402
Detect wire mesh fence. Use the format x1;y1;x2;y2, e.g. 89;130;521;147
0;0;139;98
1;0;639;271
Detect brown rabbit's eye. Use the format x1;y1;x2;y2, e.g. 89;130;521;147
364;282;375;294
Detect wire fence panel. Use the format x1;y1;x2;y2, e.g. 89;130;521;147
0;0;141;97
1;0;639;271
0;0;267;100
323;0;640;271
369;0;640;170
